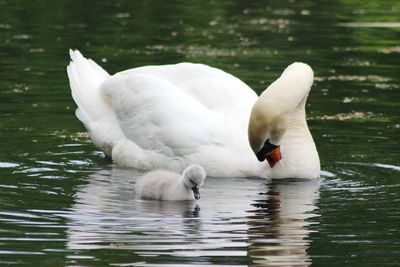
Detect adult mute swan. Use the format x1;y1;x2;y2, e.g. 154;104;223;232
136;164;206;201
67;50;320;179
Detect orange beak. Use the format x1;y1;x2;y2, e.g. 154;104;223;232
265;146;282;168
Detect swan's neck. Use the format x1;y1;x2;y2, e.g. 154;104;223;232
287;95;308;129
248;62;314;154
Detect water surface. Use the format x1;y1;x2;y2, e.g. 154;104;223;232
0;0;399;266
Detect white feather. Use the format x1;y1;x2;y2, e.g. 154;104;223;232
66;50;320;178
67;50;125;155
135;165;206;201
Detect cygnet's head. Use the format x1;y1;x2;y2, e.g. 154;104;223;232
181;164;207;200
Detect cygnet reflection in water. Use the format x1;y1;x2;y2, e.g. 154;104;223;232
65;166;320;266
66;167;202;251
135;164;207;201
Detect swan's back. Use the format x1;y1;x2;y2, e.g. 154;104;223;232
118;63;258;127
99;63;259;176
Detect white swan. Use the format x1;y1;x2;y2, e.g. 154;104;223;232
135;164;206;201
67;50;320;178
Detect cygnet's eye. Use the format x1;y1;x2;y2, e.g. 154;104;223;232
189;179;195;186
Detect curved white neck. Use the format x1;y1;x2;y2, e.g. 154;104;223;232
248;62;314;153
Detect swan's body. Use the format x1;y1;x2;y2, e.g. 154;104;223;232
67;50;320;178
135;164;206;201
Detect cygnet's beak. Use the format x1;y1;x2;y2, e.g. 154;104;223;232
265;146;282;168
191;186;200;200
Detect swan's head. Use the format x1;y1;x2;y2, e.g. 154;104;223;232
182;164;207;200
248;62;314;168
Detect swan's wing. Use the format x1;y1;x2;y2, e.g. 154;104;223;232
67;50;125;156
118;63;258;128
100;72;225;157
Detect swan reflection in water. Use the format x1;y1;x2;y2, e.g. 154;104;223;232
247;179;320;266
66;167;319;266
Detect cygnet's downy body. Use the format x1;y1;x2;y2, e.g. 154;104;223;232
135;165;206;201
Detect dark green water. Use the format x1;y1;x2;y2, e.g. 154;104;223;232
1;0;399;266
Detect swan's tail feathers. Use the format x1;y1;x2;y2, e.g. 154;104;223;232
67;49;124;156
67;49;111;124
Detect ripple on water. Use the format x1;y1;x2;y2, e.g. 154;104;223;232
0;208;68;265
0;162;20;168
54;168;321;266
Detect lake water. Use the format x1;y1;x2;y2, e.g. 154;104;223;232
1;0;399;266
